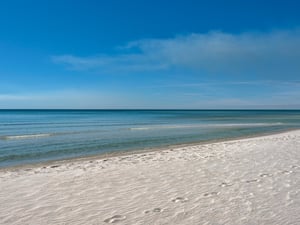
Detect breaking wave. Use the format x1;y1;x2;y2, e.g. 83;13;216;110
129;123;283;131
0;133;53;140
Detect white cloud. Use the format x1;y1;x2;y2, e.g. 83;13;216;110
0;91;120;109
2;88;300;109
52;29;300;76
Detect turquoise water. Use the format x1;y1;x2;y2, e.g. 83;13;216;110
0;110;300;167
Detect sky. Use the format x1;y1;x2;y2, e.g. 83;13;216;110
1;0;300;109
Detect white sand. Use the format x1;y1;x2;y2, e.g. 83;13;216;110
1;130;300;225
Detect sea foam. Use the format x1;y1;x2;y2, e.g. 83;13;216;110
1;133;52;140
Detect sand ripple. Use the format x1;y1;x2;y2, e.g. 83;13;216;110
0;130;300;224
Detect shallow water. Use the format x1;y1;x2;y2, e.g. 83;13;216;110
1;110;300;167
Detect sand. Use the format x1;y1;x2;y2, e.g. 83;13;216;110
0;130;300;225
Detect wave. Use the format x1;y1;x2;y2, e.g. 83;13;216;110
0;133;53;140
129;127;151;130
129;123;283;131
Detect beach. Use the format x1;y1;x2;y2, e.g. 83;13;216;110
0;130;300;224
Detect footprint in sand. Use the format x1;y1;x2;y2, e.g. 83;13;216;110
203;191;219;197
144;208;163;214
259;173;272;178
152;208;162;212
219;182;233;187
245;179;259;183
50;165;60;168
281;170;293;175
104;215;126;223
172;197;188;203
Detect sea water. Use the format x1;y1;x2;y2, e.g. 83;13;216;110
1;110;300;167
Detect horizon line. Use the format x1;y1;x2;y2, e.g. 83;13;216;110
1;109;300;111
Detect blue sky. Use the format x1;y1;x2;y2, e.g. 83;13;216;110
1;0;300;109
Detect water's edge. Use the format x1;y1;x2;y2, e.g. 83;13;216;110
2;127;298;172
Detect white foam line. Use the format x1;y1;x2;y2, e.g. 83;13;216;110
130;123;283;130
2;133;52;140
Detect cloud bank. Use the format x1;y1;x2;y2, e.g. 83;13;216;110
53;29;300;76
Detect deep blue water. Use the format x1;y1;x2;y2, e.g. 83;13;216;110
1;110;300;167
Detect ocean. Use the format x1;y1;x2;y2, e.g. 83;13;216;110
1;110;300;168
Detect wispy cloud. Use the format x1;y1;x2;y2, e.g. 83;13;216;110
0;91;123;109
52;53;169;72
148;80;300;88
2;88;300;109
52;29;300;76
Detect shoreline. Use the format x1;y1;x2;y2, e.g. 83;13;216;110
1;128;299;224
1;127;299;172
